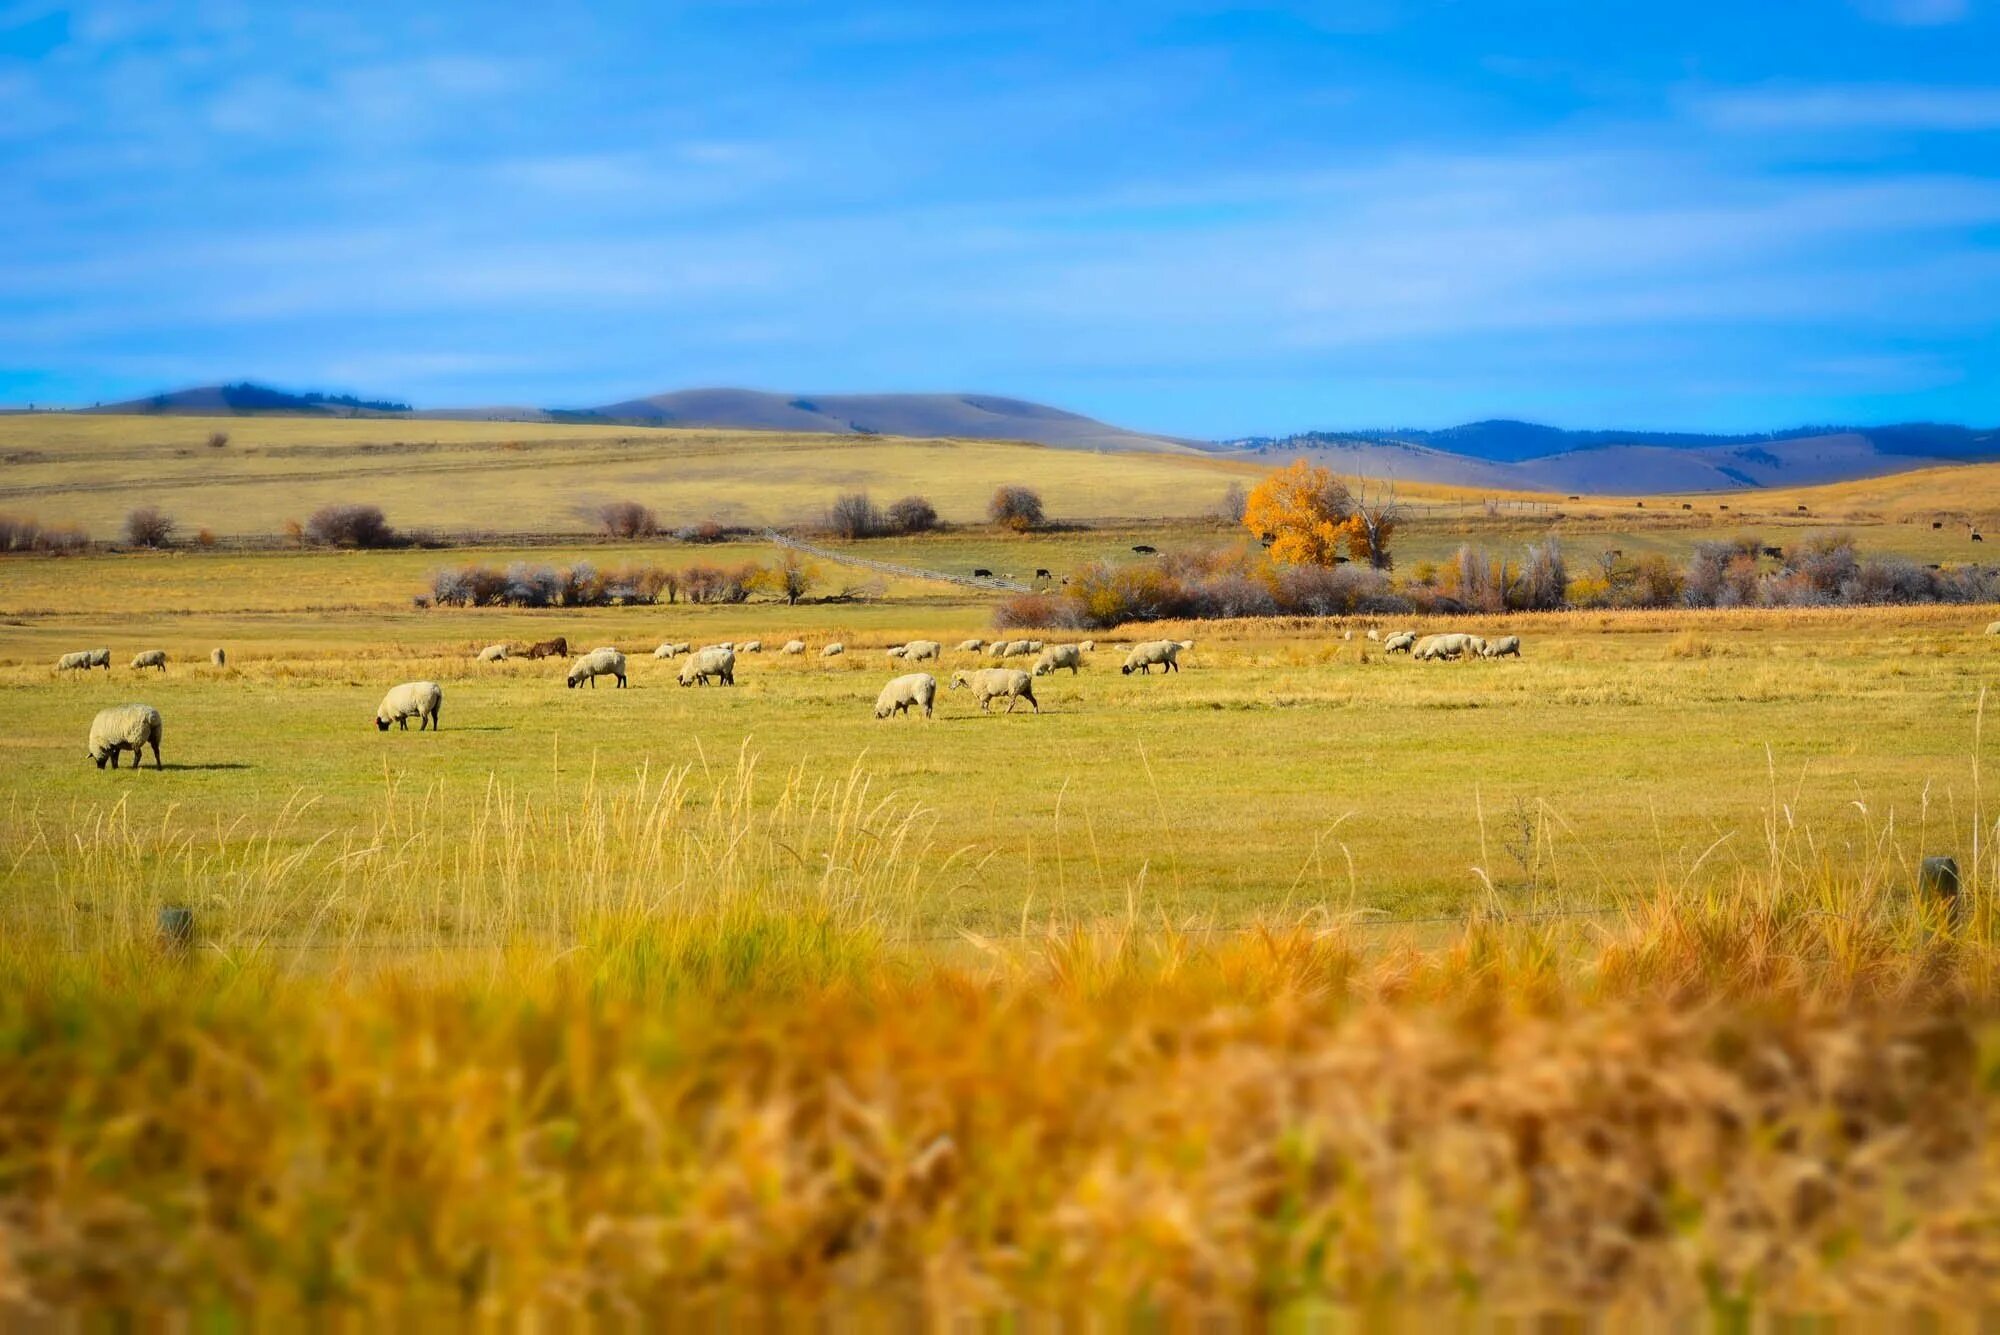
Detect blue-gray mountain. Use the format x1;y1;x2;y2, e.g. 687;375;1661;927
78;385;1998;492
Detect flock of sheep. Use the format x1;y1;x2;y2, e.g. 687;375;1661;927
58;623;1528;769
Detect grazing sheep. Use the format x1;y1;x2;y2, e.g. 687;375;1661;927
478;643;509;662
87;703;163;770
1000;640;1035;658
654;642;678;659
957;638;984;652
1382;631;1418;654
57;649;110;672
741;640;762;652
1033;643;1084;676
1413;633;1477;662
887;645;906;659
524;637;569;660
950;667;1039;713
1365;629;1380;642
821;642;845;658
901;639;942;663
1480;635;1522;658
1079;639;1095;653
985;641;1009;658
1340;630;1353;641
678;645;736;687
129;649;167;672
875;672;937;719
1120;640;1182;675
1177;639;1194;652
210;647;226;667
565;649;627;689
375;680;443;730
782;639;807;655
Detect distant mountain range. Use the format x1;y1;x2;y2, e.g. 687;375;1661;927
71;383;2000;492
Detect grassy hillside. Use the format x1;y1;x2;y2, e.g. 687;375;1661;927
0;413;1269;537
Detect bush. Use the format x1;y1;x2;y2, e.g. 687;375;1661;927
123;507;176;548
598;500;658;539
1511;538;1568;611
1214;483;1248;524
0;514;88;555
206;431;229;449
195;528;217;548
887;495;939;534
306;504;399;549
989;485;1044;532
827;493;885;539
675;520;730;544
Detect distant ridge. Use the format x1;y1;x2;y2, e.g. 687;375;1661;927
72;382;2000;491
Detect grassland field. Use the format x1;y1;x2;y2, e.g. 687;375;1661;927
15;415;2000;1314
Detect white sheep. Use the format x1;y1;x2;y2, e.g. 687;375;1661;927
87;704;163;770
566;648;628;689
741;640;763;652
376;680;444;730
957;638;984;652
1987;621;2000;636
950;668;1039;714
1000;640;1035;658
887;645;907;659
1120;640;1182;675
478;643;509;662
714;642;735;651
985;642;1008;658
1480;635;1522;658
1033;643;1084;676
56;649;109;672
678;645;736;686
1079;639;1095;653
821;643;845;658
210;647;226;667
874;672;938;719
1382;631;1418;654
782;639;807;655
129;649;167;672
1413;633;1476;662
653;642;682;659
901;640;942;662
1177;639;1195;652
1365;629;1380;642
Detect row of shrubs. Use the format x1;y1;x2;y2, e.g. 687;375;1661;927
998;533;2000;628
0;513;90;554
428;558;805;608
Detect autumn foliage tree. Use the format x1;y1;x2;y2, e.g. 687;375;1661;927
1242;461;1353;566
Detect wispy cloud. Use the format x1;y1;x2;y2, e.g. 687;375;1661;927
1849;0;1971;26
1693;83;2000;132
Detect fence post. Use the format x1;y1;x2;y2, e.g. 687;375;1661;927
157;905;195;956
1919;856;1962;929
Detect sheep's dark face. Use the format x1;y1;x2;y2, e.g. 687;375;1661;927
1121;664;1134;675
566;676;580;689
376;717;391;731
92;751;107;768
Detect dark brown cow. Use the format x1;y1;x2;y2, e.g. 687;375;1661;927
524;637;569;660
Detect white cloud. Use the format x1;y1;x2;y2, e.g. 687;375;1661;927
1693;83;2000;132
1850;0;1971;25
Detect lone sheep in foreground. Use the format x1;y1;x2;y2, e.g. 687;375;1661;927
130;649;167;672
821;643;845;659
57;649;110;672
87;704;163;770
1033;643;1084;676
375;681;443;731
210;647;226;667
875;672;937;719
1121;640;1182;675
782;639;807;655
678;645;736;687
1479;635;1521;658
950;668;1038;714
566;649;627;689
478;643;509;662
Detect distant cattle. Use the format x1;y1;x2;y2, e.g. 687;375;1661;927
524;637;569;660
1796;505;1809;514
1762;547;1783;559
1681;503;1693;511
1934;521;1944;530
972;568;993;578
1567;495;1580;501
1719;504;1729;511
1034;568;1052;579
1131;545;1158;555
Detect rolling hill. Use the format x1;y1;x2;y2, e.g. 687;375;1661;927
73;383;1999;491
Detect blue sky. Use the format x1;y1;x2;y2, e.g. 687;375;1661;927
1;0;1997;437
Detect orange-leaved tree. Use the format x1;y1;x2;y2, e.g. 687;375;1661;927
1242;460;1354;566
